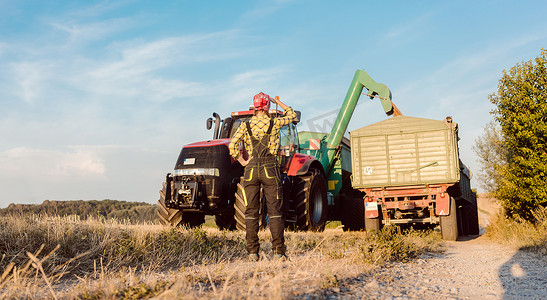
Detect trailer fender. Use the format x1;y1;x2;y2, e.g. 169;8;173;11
364;196;379;219
436;192;450;216
287;153;321;176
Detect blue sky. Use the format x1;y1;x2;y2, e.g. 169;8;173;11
1;0;547;207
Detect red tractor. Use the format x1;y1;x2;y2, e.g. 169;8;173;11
157;69;398;232
156;107;329;231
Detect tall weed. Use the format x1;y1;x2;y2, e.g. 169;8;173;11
486;206;547;254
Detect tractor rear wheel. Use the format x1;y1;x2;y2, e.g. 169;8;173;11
440;197;459;241
341;196;365;231
294;168;328;232
156;182;205;228
234;176;267;231
215;208;236;230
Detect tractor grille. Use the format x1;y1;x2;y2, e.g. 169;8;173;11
171;144;236;212
174;144;231;175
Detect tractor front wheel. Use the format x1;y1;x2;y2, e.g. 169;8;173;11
157;182;184;226
156;182;204;228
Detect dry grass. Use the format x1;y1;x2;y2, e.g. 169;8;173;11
0;214;442;299
486;206;547;255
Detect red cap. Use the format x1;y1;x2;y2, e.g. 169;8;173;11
253;92;271;111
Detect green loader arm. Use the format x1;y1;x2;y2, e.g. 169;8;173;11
319;69;394;175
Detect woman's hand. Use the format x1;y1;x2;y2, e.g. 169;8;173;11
270;96;289;110
237;155;253;167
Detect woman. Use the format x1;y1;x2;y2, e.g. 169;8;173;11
229;92;296;261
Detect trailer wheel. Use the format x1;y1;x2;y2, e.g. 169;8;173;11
341;196;365;231
234;177;267;231
365;212;382;233
468;204;480;235
157;182;205;228
294;168;328;232
459;204;469;236
215;208;236;230
440;197;459;241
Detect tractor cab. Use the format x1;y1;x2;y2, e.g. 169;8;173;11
207;108;301;169
207;107;300;148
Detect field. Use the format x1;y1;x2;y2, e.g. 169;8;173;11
0;213;442;299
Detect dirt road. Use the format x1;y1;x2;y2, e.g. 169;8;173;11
338;235;547;299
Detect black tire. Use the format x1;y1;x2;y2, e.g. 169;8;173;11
294;168;328;232
234;176;267;231
182;212;205;228
365;209;382;233
341;196;365;231
459;204;469;236
440;197;459;241
157;182;184;226
215;208;236;230
156;182;204;228
468;204;480;235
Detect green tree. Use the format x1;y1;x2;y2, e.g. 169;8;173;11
488;48;547;220
473;121;507;193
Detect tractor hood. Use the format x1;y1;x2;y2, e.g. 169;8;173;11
174;138;235;171
184;138;232;148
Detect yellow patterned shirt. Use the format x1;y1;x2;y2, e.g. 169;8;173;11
229;107;297;158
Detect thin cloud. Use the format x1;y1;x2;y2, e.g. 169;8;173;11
3;29;250;107
66;0;136;18
239;0;294;23
214;66;291;113
0;146;106;177
396;33;544;108
10;62;47;104
379;10;439;46
50;17;136;45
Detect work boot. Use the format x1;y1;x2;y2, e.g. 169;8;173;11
274;254;288;261
248;253;259;262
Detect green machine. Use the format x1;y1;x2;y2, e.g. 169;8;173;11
297;69;397;222
298;131;351;200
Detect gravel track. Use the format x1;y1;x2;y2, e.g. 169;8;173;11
335;235;547;299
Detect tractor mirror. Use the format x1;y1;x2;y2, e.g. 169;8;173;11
206;118;213;130
293;111;301;124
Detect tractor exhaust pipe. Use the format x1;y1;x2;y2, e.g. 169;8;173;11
213;112;221;140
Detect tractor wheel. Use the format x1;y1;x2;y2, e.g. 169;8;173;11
234;177;267;231
181;212;205;228
156;182;205;228
341;196;365;231
440;197;459;241
215;208;236;230
294;168;328;232
157;182;184;226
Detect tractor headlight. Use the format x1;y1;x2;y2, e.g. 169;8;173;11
173;168;220;176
